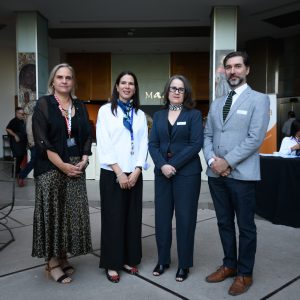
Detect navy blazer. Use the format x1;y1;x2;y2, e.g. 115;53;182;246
149;108;203;176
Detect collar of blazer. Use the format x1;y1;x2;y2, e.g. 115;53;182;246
221;86;252;124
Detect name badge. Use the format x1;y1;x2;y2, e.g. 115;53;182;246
237;110;247;115
177;121;186;125
67;137;76;147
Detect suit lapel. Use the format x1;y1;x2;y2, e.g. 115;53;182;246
218;98;226;124
160;109;170;137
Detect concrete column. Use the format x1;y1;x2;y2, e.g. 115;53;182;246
210;6;238;101
16;11;48;107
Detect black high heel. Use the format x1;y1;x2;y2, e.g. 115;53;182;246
175;268;189;282
152;263;170;276
105;269;120;283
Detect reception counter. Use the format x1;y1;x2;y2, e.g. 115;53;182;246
256;155;300;228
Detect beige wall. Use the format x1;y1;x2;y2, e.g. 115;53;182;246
0;47;17;157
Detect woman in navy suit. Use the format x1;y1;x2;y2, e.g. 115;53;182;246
149;75;203;282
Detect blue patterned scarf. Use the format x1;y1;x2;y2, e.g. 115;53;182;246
117;99;133;133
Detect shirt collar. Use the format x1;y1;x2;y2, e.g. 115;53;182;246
232;83;248;96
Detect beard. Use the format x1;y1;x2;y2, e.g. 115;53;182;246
227;76;244;88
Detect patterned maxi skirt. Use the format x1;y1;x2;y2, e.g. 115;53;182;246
32;157;92;259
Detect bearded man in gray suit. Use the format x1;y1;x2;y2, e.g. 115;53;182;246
203;51;270;296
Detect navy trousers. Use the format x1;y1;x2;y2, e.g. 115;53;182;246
208;176;257;275
155;173;201;268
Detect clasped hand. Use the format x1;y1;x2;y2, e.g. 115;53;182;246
211;157;231;177
118;168;141;189
161;164;176;179
61;159;89;177
62;162;83;178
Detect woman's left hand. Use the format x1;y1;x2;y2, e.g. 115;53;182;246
128;168;141;188
75;156;89;171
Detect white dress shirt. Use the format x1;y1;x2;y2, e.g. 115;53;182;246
279;137;299;155
96;103;148;172
225;83;248;107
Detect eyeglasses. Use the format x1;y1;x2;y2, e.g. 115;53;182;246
169;86;185;94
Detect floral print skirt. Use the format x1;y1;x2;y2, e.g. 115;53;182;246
32;157;92;259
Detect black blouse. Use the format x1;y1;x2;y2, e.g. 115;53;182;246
32;95;92;177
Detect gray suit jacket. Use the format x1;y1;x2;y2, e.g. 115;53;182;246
203;85;270;181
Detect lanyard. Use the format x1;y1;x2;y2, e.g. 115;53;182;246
128;108;134;155
54;94;72;137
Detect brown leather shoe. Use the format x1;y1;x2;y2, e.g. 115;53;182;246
206;266;237;283
228;275;253;296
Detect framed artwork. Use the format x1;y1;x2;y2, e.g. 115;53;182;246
17;52;37;113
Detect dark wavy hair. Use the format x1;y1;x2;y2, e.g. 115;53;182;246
290;119;300;137
223;51;250;67
162;75;195;109
110;71;140;115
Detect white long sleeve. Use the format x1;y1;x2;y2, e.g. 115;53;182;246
96;103;148;172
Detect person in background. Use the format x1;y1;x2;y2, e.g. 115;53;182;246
6;107;27;185
96;71;148;283
282;111;296;138
32;63;92;284
279;118;300;156
203;51;270;296
148;75;203;282
18;93;36;186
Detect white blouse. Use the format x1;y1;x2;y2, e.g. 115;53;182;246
96;103;148;172
279;137;299;155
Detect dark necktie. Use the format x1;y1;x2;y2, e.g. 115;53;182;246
223;90;235;121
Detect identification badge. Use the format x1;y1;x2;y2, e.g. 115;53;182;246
237;110;247;115
67;137;76;147
177;121;186;125
143;161;151;170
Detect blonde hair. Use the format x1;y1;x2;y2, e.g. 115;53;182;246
47;63;77;98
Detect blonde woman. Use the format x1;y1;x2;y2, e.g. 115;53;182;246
32;63;92;283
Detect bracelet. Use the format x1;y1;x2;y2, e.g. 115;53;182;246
116;172;124;178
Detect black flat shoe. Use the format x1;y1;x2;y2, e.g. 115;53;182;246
105;269;120;283
153;263;170;276
175;268;189;282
